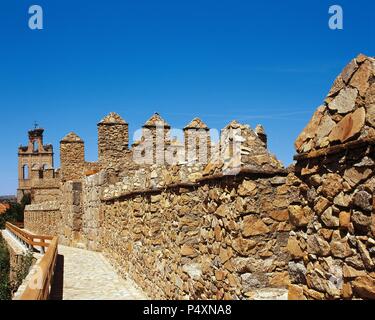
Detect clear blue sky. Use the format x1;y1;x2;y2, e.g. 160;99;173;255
0;0;374;195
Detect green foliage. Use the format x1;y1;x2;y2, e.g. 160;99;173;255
0;235;34;299
0;194;30;229
20;194;31;208
11;251;33;294
0;234;11;300
0;195;33;299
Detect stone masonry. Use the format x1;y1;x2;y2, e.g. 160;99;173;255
22;53;375;300
289;54;375;300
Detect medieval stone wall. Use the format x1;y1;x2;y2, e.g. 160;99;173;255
22;53;375;300
60;133;85;182
59;181;83;247
24;201;61;236
288;54;375;300
81;172;107;251
288;143;375;300
98;168;296;300
31;188;60;204
98;112;129;167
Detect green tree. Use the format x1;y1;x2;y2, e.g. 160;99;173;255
0;194;30;229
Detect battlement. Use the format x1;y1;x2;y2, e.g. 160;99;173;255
21;53;375;300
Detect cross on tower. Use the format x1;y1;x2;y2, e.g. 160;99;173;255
34;121;39;129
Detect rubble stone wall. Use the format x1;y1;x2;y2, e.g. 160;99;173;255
20;53;375;300
288;54;375;300
24;204;62;236
31;187;60;204
60;133;85;182
288;144;375;300
81;172;107;251
98;122;129;167
100;171;296;300
59;181;83;247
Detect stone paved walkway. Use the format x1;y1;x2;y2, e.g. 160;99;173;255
58;245;147;300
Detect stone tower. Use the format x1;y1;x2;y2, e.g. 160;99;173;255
60;132;85;182
141;113;171;164
17;127;54;202
97;112;129;167
183;117;211;164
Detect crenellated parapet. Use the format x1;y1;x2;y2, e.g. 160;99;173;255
60;132;85;182
183;117;211;164
98;112;129;167
21;53;375;300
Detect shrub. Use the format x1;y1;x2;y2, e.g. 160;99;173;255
0;234;11;300
10;251;34;294
0;195;30;229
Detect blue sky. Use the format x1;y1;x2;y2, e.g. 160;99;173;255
0;0;374;195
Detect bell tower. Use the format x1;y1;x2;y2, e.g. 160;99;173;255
17;125;54;202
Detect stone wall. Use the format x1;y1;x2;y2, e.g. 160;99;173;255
31;187;60;204
100;169;295;300
24;201;61;236
98;112;129;167
21;112;298;300
81;172;107;251
25;181;86;248
20;167;60;205
60;132;85;182
20;53;375;300
183;118;211;164
59;181;83;247
289;143;375;300
288;54;375;300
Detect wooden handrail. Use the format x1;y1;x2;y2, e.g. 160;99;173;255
20;237;58;300
13;221;24;229
5;222;53;249
5;222;59;300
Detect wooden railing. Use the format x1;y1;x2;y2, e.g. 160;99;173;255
5;222;59;300
13;221;24;229
20;236;58;300
5;222;53;253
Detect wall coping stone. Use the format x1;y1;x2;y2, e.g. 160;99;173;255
103;166;288;202
25;201;60;211
293;137;375;161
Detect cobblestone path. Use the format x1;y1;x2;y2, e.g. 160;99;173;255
58;245;147;300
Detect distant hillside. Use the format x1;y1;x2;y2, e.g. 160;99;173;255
0;196;16;202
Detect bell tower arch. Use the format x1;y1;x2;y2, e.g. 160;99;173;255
17;125;54;202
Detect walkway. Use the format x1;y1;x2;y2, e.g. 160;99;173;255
55;245;147;300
